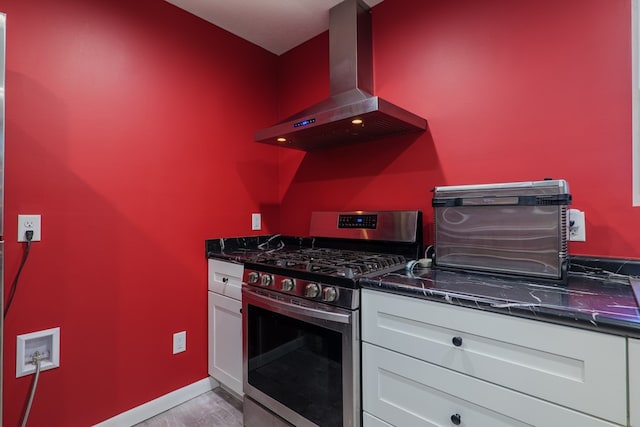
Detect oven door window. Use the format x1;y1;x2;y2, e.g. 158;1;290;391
247;304;343;427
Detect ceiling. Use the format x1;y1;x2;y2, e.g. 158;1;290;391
164;0;384;55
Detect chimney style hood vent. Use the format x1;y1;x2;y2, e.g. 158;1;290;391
254;0;427;151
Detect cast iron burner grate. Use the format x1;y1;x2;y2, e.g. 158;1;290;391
250;248;406;279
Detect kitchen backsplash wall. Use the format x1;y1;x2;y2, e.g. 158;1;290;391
276;0;634;259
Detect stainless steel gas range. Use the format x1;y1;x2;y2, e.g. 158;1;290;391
238;211;423;427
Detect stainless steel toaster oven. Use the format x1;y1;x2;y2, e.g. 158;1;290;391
432;179;571;279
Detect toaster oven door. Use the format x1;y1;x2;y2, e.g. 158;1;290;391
432;180;570;279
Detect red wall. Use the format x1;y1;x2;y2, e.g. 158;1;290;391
1;0;278;425
277;0;635;258
1;0;636;424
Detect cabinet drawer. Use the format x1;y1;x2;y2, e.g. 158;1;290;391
362;289;627;424
208;259;244;300
363;343;621;427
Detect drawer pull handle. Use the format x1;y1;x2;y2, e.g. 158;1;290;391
222;277;229;283
450;413;461;425
452;336;463;347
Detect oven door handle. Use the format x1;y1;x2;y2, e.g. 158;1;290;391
243;287;352;325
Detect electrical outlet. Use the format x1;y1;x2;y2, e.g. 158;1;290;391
568;209;586;242
18;214;41;242
173;331;186;354
252;213;261;231
16;327;60;377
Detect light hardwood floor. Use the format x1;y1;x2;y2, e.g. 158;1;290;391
135;387;243;427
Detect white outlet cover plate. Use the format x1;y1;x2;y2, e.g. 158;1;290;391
16;327;60;377
173;331;186;354
18;214;42;242
569;209;586;242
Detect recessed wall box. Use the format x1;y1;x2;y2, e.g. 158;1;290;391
16;327;60;377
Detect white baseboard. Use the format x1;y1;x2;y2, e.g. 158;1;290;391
93;377;219;427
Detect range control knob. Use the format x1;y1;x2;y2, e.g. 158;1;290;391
260;274;273;287
322;287;338;302
247;272;259;284
281;278;295;292
304;283;321;298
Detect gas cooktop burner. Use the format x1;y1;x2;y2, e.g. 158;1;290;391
249;248;407;279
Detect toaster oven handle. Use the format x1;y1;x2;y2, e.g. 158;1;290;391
432;194;571;207
460;196;519;206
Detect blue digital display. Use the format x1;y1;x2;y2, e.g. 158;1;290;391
338;214;377;229
294;118;316;128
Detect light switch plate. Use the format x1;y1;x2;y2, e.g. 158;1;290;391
173;331;186;354
252;213;261;231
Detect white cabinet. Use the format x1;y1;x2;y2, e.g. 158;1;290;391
362;289;627;426
207;259;244;397
363;342;619;427
208;292;243;396
630;338;640;426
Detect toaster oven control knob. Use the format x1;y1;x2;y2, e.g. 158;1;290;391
304;283;321;298
247;272;259;284
281;278;295;292
260;274;273;287
322;287;338;302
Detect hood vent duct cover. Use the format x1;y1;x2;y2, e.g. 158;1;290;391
254;0;427;151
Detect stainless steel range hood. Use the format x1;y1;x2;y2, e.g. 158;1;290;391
254;0;427;151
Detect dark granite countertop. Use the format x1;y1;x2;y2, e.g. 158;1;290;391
205;235;309;263
361;258;640;337
205;236;640;337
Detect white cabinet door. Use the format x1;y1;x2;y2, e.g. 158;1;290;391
208;292;243;396
362;289;627;425
363;342;620;427
630;338;640;426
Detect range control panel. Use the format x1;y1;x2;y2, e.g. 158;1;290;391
310;210;419;244
337;214;377;229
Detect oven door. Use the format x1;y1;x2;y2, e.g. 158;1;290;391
242;285;360;427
